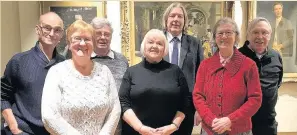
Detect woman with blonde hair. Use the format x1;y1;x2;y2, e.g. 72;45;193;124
41;20;120;135
120;29;190;135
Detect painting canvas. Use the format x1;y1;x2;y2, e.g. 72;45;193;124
133;2;223;59
41;2;105;58
50;7;97;58
257;1;297;74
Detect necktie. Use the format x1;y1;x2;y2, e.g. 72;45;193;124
171;37;179;65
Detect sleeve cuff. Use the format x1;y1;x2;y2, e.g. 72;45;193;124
204;114;216;127
1;101;12;111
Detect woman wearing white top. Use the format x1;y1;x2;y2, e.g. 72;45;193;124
41;20;120;135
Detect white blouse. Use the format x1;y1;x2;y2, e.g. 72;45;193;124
42;60;121;135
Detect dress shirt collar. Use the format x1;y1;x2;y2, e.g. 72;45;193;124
167;32;182;43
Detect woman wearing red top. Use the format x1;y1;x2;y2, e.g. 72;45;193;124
193;17;262;135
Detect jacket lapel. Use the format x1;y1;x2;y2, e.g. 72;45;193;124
179;34;189;68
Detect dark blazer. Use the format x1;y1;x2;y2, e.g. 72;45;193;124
164;32;204;92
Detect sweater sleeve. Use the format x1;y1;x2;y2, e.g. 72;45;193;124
1;58;18;111
41;66;81;135
100;66;121;135
192;60;217;127
177;68;190;114
119;69;132;114
228;63;262;123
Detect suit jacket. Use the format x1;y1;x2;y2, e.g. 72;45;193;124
164;32;204;92
270;17;294;57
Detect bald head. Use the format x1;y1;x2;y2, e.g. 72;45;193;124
39;12;63;28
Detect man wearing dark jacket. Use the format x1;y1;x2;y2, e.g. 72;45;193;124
239;17;283;135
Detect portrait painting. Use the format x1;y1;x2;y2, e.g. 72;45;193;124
133;2;223;63
257;1;297;74
41;2;105;58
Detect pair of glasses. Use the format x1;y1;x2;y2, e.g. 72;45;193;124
39;25;64;36
215;31;235;38
95;32;111;38
72;36;93;44
251;31;270;37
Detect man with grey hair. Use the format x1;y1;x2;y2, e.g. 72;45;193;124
162;2;203;135
90;17;128;135
239;17;283;135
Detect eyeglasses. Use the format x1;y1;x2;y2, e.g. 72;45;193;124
95;31;111;38
215;31;235;38
251;31;270;37
71;36;93;44
39;24;64;36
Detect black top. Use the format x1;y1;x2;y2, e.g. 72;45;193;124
1;42;65;134
239;41;283;124
119;59;190;135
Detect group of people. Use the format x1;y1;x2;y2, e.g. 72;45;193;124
1;2;283;135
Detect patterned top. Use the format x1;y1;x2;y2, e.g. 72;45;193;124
41;60;121;135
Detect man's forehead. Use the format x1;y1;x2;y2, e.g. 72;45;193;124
40;21;63;28
95;27;111;33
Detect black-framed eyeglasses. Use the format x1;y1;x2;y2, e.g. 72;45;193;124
39;24;64;36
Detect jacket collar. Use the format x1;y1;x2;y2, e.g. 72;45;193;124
208;48;245;77
242;40;274;60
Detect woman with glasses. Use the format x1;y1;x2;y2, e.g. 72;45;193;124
192;17;262;135
41;20;121;135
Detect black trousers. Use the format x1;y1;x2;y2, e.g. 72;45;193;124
252;95;278;135
176;94;195;135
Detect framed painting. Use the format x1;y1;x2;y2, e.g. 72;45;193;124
120;1;231;65
250;1;297;82
41;1;106;58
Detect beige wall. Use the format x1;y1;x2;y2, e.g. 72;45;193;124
1;1;39;75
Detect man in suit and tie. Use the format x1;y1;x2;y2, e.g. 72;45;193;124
162;3;204;135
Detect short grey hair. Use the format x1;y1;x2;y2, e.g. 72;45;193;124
140;29;169;57
247;17;272;38
90;17;113;33
162;2;188;32
212;17;240;47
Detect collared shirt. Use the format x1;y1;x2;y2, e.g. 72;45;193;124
219;51;233;66
167;32;182;63
91;50;115;59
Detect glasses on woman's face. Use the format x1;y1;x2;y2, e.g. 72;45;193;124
215;31;235;38
39;24;64;36
71;36;93;44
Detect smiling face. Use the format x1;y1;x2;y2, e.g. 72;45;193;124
69;31;93;58
215;23;237;51
166;7;185;36
247;21;271;54
36;12;64;47
94;25;112;52
144;35;166;63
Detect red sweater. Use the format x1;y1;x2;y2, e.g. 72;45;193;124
193;49;262;135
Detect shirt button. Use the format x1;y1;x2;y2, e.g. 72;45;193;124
218;94;222;97
218;103;221;107
219;113;223;117
219;84;222;87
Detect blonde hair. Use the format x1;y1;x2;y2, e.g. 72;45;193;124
162;2;188;32
140;29;169;57
66;20;95;45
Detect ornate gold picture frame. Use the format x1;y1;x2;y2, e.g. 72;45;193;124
121;1;230;66
41;1;106;58
248;1;297;82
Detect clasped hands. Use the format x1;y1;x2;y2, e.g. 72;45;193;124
138;124;177;135
211;117;232;134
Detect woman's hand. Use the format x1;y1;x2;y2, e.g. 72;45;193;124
212;117;231;134
155;124;177;135
138;125;157;135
